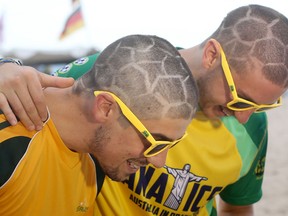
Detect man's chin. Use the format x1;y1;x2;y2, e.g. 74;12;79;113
107;173;130;182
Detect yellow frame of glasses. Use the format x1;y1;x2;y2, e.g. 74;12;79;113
219;45;282;112
94;91;187;157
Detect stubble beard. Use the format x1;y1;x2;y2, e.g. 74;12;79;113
88;126;123;182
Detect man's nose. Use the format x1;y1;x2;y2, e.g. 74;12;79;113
234;109;255;124
146;148;169;168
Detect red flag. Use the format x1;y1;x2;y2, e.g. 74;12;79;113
59;5;84;40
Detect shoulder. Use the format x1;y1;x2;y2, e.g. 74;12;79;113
243;112;267;132
0;113;35;186
0;134;32;186
222;112;267;133
221;113;267;149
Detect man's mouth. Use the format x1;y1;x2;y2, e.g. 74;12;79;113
127;160;140;170
221;106;232;116
127;159;148;170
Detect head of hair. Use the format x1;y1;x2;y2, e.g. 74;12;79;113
73;34;199;121
205;4;288;88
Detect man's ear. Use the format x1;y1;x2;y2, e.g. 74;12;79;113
92;93;118;123
202;39;221;69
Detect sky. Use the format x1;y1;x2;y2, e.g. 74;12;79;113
0;0;287;59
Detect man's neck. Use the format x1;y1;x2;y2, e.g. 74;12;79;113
43;87;91;153
179;45;203;80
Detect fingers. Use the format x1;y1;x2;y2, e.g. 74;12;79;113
0;93;18;126
1;68;44;130
11;99;40;131
0;65;46;130
39;72;74;88
36;72;75;122
0;64;74;131
11;74;46;130
0;89;38;130
0;64;37;130
25;71;49;123
20;68;74;128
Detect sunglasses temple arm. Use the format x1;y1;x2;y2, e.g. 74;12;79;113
220;49;238;98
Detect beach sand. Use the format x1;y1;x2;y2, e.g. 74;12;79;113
254;96;288;216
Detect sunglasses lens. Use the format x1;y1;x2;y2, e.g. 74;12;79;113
230;102;253;109
169;141;181;149
145;143;169;156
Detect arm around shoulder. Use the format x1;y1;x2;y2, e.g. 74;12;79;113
0;62;74;130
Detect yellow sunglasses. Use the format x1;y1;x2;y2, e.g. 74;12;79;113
219;45;282;112
94;91;187;157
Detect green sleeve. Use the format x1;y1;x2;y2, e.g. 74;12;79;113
220;112;268;205
52;53;100;79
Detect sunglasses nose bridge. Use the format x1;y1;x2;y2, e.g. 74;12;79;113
146;148;169;168
144;142;170;157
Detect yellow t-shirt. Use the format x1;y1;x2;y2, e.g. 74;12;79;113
95;112;267;216
0;114;97;216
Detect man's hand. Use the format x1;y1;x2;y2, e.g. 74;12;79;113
0;63;74;130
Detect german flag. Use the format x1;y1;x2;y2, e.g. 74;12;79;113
59;5;84;40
